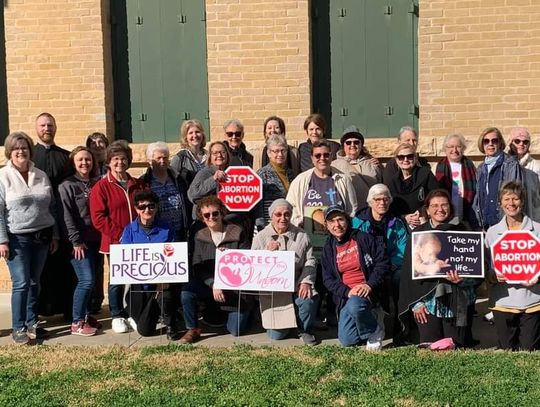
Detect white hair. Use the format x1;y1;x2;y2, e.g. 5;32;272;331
366;184;393;206
398;126;418;141
442;133;467;153
146;141;170;160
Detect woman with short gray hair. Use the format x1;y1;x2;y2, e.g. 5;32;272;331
435;133;478;228
254;134;295;230
353;183;408;341
140;141;189;241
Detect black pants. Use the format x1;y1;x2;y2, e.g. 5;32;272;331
127;284;181;336
493;310;540;351
416;313;467;347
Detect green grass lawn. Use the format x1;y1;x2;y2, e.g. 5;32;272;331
0;344;538;406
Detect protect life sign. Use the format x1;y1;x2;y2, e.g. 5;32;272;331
109;242;189;284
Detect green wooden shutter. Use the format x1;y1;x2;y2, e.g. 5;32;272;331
312;0;418;138
111;0;209;142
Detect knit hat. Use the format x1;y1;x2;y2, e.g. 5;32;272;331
268;199;292;218
340;126;365;146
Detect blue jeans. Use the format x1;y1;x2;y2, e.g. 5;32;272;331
71;242;98;322
338;295;377;347
106;255;128;319
7;233;49;330
267;295;319;340
181;280;252;336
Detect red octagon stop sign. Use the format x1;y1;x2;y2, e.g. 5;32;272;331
491;230;540;284
218;166;262;212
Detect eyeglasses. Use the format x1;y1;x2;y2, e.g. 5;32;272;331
483;138;499;145
344;140;361;146
202;211;220;219
273;211;291;218
513;139;530;146
429;203;450;210
136;203;156;211
373;197;390;203
313;152;331;160
211;150;226;157
269;149;287;155
13;146;29;151
396;153;415;161
226;131;242;138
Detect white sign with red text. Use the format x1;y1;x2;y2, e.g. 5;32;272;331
109;242;189;284
214;249;295;292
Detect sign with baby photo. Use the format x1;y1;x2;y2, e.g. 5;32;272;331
411;230;484;280
214;249;295;292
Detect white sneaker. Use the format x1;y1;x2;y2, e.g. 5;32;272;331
111;317;129;334
366;308;385;351
127;317;137;332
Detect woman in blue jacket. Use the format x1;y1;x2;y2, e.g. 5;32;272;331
353;184;409;341
321;205;391;349
121;190;181;340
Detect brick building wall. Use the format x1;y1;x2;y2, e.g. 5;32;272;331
418;0;540;155
205;0;312;142
3;0;112;149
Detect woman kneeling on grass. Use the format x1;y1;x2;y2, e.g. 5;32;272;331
251;199;318;345
486;181;540;351
321;205;390;349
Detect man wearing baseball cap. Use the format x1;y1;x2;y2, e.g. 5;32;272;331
320;205;390;349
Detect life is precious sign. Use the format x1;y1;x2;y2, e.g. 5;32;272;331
109;242;189;284
214;249;295;292
217;166;262;212
491;231;540;284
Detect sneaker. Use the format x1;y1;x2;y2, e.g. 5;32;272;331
12;329;29;345
111;317;129;334
484;311;494;324
299;332;318;346
179;328;201;344
127;317;137;332
85;315;103;330
71;321;97;337
366;324;384;351
27;322;50;340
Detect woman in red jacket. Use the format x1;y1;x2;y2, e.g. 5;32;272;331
89;140;146;334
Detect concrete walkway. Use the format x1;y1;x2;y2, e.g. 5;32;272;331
0;293;498;348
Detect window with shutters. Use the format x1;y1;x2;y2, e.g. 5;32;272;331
312;0;418;138
111;0;209;142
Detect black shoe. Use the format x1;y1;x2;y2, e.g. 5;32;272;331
166;326;182;341
12;329;29;345
27;323;50;340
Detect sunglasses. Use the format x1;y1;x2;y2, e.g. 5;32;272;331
344;140;361;146
513;139;530;146
202;211;220;219
313;152;331;160
482;138;499;145
226;131;242;138
273;211;291;218
396;153;415;161
136;203;156;211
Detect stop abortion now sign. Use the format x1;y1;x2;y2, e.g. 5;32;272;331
491;231;540;284
218;166;262;212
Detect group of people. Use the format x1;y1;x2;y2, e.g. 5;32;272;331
2;111;539;351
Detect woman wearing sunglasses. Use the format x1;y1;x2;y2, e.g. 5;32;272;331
180;195;252;343
472;127;522;230
387;143;440;230
507;127;540;222
222;119;253;167
331;126;382;206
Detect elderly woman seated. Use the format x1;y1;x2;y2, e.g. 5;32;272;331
251;199;318;345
